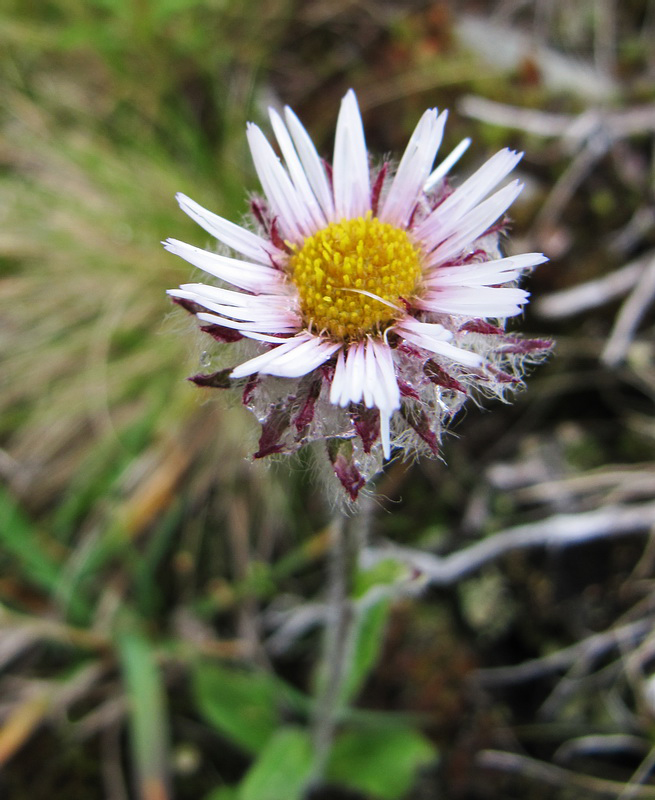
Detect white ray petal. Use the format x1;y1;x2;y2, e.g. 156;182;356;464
352;342;367;403
426;253;547;287
417;286;530;318
379;412;392;459
284;105;336;221
170;291;300;327
229;333;338;379
246;123;313;243
175;193;280;264
396;319;482;367
369;339;400;413
363;339;377;407
367;340;400;459
164;239;284;293
241;330;301;343
269;108;327;230
380;109;447;227
398;319;453;342
417;149;522;247
196;312;297;333
230;336;307;378
340;341;366;405
249;335;341;378
329;349;347;405
426;180;524;266
333;89;371;220
424;137;471;192
176;282;292;306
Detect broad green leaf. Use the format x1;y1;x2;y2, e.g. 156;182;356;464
192;662;281;754
327;726;437;800
239;727;314;800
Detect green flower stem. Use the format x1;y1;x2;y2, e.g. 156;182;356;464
309;497;373;786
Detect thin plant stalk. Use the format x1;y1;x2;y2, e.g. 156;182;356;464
309;499;372;785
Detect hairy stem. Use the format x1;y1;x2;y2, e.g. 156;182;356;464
309;497;373;788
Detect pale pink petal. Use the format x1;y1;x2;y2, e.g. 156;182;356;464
269;108;327;230
417;286;530;318
231;334;339;379
352;342;368;403
425;253;547;287
246;123;314;242
368;339;400;413
240;330;300;344
417;149;522;248
175;193;281;264
423;137;471;192
342;341;367;405
196;312;297;334
333;89;371;220
251;336;341;378
230;336;306;378
328;339;400;458
398;319;453;342
363;340;377;407
425;180;524;266
163;239;284;293
175;282;292;306
379;109;447;227
329;349;347;405
396;319;482;367
284;105;336;221
367;340;401;459
379;413;392;459
170;289;300;328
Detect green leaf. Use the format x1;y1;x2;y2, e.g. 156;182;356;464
355;559;406;596
204;787;239;800
192;662;282;754
0;486;62;592
342;595;391;704
239;727;314;800
327;726;437;800
118;629;171;800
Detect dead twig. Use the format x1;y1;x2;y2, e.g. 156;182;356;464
474;618;652;687
478;749;655;798
535;253;655;319
601;256;655;367
365;500;655;587
459;96;655;142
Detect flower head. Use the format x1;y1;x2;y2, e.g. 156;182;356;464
166;90;551;499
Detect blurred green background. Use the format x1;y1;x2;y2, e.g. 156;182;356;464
2;1;655;798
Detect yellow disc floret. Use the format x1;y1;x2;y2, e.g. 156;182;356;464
289;214;422;341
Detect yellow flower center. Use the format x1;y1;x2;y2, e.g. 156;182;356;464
289;214;422;341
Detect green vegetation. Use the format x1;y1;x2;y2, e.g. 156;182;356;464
2;2;655;798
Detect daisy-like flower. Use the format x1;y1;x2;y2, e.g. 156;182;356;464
166;90;551;500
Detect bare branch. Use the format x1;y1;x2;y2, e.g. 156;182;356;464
458;96;574;137
535;253;654;319
478;749;655;798
532;134;609;232
366;501;655;587
459;96;655;141
602;256;655;366
474;618;652;687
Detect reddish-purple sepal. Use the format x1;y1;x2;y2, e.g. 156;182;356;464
327;438;366;501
